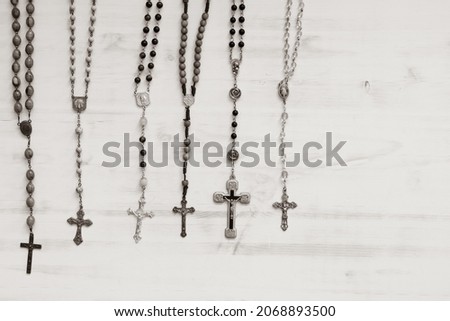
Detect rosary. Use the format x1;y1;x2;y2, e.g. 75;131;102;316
172;0;210;238
12;0;42;274
66;0;97;245
273;0;304;231
213;0;250;239
127;0;164;243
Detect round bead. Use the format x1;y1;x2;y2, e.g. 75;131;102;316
198;26;205;33
155;14;161;21
239;16;245;23
76;147;82;154
145;14;151;21
231;4;237;10
182;13;188;20
193;75;199;83
230;29;236;35
232;110;239;116
148;63;154;69
26;197;35;208
231;133;237;139
184;120;191;127
240;4;246;10
140;177;148;187
141;40;148;47
154;26;160;33
184;139;191;146
139;136;146;143
239;29;245;35
146;1;152;8
232;121;238;128
184;147;190;153
76;127;83;135
183;153;190;161
202;13;209;20
26;3;35;14
76;187;83;194
182;180;189;187
194;68;200;75
26;182;35;194
140;117;148;127
146;75;152;82
194;61;201;68
152;38;158;45
26;169;35;180
135;77;141;84
140;149;147;156
138;64;144;71
238;41;245;48
230;17;236;23
26;216;35;228
140;161;147;168
200;19;207;27
229;41;235;48
76;168;82;175
143;26;150;33
179;63;186;71
24;148;33;159
150;50;156;57
181;20;188;27
76;157;82;164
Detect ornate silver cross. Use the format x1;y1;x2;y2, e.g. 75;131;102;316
173;200;195;238
273;193;297;231
67;209;93;245
127;198;154;243
213;178;250;239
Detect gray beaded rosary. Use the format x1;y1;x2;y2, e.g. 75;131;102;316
12;0;42;274
273;0;304;231
213;0;250;239
172;0;210;238
127;0;164;243
66;0;97;245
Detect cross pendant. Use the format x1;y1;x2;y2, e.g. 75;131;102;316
273;193;297;231
127;199;154;243
20;232;42;274
173;200;195;238
213;178;250;239
67;209;93;245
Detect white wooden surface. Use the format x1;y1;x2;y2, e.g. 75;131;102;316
1;0;450;300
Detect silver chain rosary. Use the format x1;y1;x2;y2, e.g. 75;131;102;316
66;0;97;245
273;0;304;231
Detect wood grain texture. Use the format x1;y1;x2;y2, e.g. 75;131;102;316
1;0;450;300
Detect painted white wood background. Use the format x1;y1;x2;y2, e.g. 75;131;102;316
0;0;449;300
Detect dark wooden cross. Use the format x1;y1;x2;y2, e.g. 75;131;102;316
20;232;42;274
67;209;93;245
273;193;297;231
173;200;195;238
213;179;250;239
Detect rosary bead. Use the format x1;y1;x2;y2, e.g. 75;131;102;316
194;53;201;61
76;147;82;154
76;187;83;194
25;57;33;68
184;146;190;154
145;14;151;21
181;20;188;28
12;76;21;87
239;16;245;23
193;75;199;83
196;40;203;47
26;215;35;228
25;99;33;110
140;117;148;127
198;26;205;33
140;149;147;156
231;4;238;11
135;77;141;84
11;0;19;6
182;180;189;187
26;30;35;42
138;64;144;71
26;197;35;208
180;41;187;49
229;41;235;48
70;65;76;73
157;1;163;9
197;32;204;40
12;7;20;19
232;121;238;128
26;182;35;194
281;112;289;120
181;27;188;35
14;102;22;113
146;75;152;82
26;3;35;14
154;26;160;33
70;35;76;41
146;1;152;8
194;61;201;68
230;29;236;35
140;161;147;168
180;78;187;85
76;168;82;175
282;170;289;179
92;5;97;12
152;38;158;45
179;63;186;71
183;153;190;161
155;14;161;21
87;47;93;53
139;136;146;143
181;35;187;42
230;17;236;23
70;25;76;32
86;56;92;63
12;62;20;73
143;26;150;33
182;13;189;20
90;16;96;23
140;177;148;187
194;68;200;75
184;120;191;127
141;40;148;47
140;52;146;59
240;4;246;10
232;109;239;116
200;19;207;27
12;21;20;32
13;34;21;46
13;90;21;101
148;62;155;69
202;13;209;20
184;138;191;146
179;56;186;64
238;41;245;48
26;16;35;28
26;169;35;180
150;50;156;57
13;49;21;60
180;71;186;78
239;29;245;35
24;148;34;159
26;85;34;97
25;71;34;82
75;127;83;135
231;133;237;139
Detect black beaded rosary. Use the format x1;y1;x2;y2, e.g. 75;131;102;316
213;0;250;239
127;0;164;243
172;0;211;238
66;0;97;245
11;0;42;274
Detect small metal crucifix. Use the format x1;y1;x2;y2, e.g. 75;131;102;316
213;178;250;239
273;193;297;231
20;232;42;274
127;198;154;243
67;209;92;245
173;200;195;238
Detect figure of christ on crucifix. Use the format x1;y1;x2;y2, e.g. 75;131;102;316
213;178;250;239
127;199;154;243
67;209;92;245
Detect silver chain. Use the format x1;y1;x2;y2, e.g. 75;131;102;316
279;0;304;192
